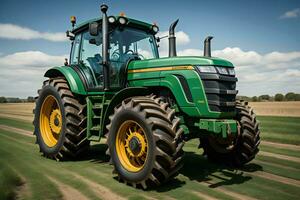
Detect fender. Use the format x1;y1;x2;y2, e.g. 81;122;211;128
44;66;87;95
128;71;201;117
101;87;150;135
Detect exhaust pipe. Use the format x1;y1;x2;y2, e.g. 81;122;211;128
168;19;179;57
204;36;213;57
101;4;109;90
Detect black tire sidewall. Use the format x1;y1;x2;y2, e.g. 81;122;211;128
109;108;155;182
34;84;66;156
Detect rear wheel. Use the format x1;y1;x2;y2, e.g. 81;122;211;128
33;78;89;160
106;95;184;189
201;100;260;166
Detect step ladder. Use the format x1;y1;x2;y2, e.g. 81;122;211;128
86;95;111;141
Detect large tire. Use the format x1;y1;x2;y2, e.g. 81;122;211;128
106;95;184;189
33;78;89;160
201;100;260;167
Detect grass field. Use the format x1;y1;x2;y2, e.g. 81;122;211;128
0;103;300;200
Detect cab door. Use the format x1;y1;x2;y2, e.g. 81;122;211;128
70;30;104;91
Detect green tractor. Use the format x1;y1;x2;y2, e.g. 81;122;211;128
33;4;260;189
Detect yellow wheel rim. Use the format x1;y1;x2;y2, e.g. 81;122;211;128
116;120;148;172
39;95;62;147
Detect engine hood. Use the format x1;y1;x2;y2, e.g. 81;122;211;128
128;56;234;70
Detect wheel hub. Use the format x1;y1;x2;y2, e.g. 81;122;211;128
54;118;59;126
129;136;142;155
115;120;148;172
49;109;62;134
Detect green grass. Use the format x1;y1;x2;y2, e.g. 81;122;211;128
0;117;33;131
0;116;300;199
260;145;300;158
257;116;300;145
0;164;23;200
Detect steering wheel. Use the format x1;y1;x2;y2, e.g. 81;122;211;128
124;49;145;60
111;49;120;61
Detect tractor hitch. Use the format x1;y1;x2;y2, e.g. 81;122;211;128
195;119;238;138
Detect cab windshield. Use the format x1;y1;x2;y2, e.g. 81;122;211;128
109;28;159;61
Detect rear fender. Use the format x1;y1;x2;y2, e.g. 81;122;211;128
44;66;87;95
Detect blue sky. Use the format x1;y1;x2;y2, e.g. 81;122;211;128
0;0;300;97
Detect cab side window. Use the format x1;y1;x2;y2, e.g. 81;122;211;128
80;31;103;87
70;34;81;64
81;32;103;74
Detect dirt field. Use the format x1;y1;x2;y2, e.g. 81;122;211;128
0;103;34;122
0;101;299;121
249;101;300;117
0;103;300;200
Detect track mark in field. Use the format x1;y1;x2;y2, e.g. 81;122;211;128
254;160;300;171
88;169;164;200
189;190;219;200
245;171;300;188
260;151;300;163
0;113;33;122
0;125;33;137
139;195;158;200
5;164;32;199
72;173;125;200
261;141;300;151
199;182;257;200
11;170;31;199
0;132;34;146
47;176;89;200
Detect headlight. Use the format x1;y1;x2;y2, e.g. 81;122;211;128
151;25;159;33
108;16;116;23
216;66;228;75
197;66;217;73
197;66;235;76
118;17;127;25
228;68;235;76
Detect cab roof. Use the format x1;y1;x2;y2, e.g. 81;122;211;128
72;16;154;34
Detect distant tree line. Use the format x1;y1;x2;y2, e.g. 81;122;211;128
1;93;300;103
0;96;35;103
238;92;300;102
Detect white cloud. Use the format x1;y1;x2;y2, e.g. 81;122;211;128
280;8;300;19
0;23;67;42
157;30;190;57
283;69;300;77
178;48;203;56
157;30;190;45
0;51;66;68
0;51;67;98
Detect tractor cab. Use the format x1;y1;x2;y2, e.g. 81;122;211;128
68;14;159;91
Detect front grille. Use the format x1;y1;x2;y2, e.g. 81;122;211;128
199;73;238;112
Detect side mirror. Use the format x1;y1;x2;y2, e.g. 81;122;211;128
89;22;99;36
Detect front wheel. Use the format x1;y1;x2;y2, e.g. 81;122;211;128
106;95;184;189
201;100;260;166
33;78;89;160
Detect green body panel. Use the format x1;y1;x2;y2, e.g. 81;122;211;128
127;56;234;70
127;56;235;118
44;66;87;95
